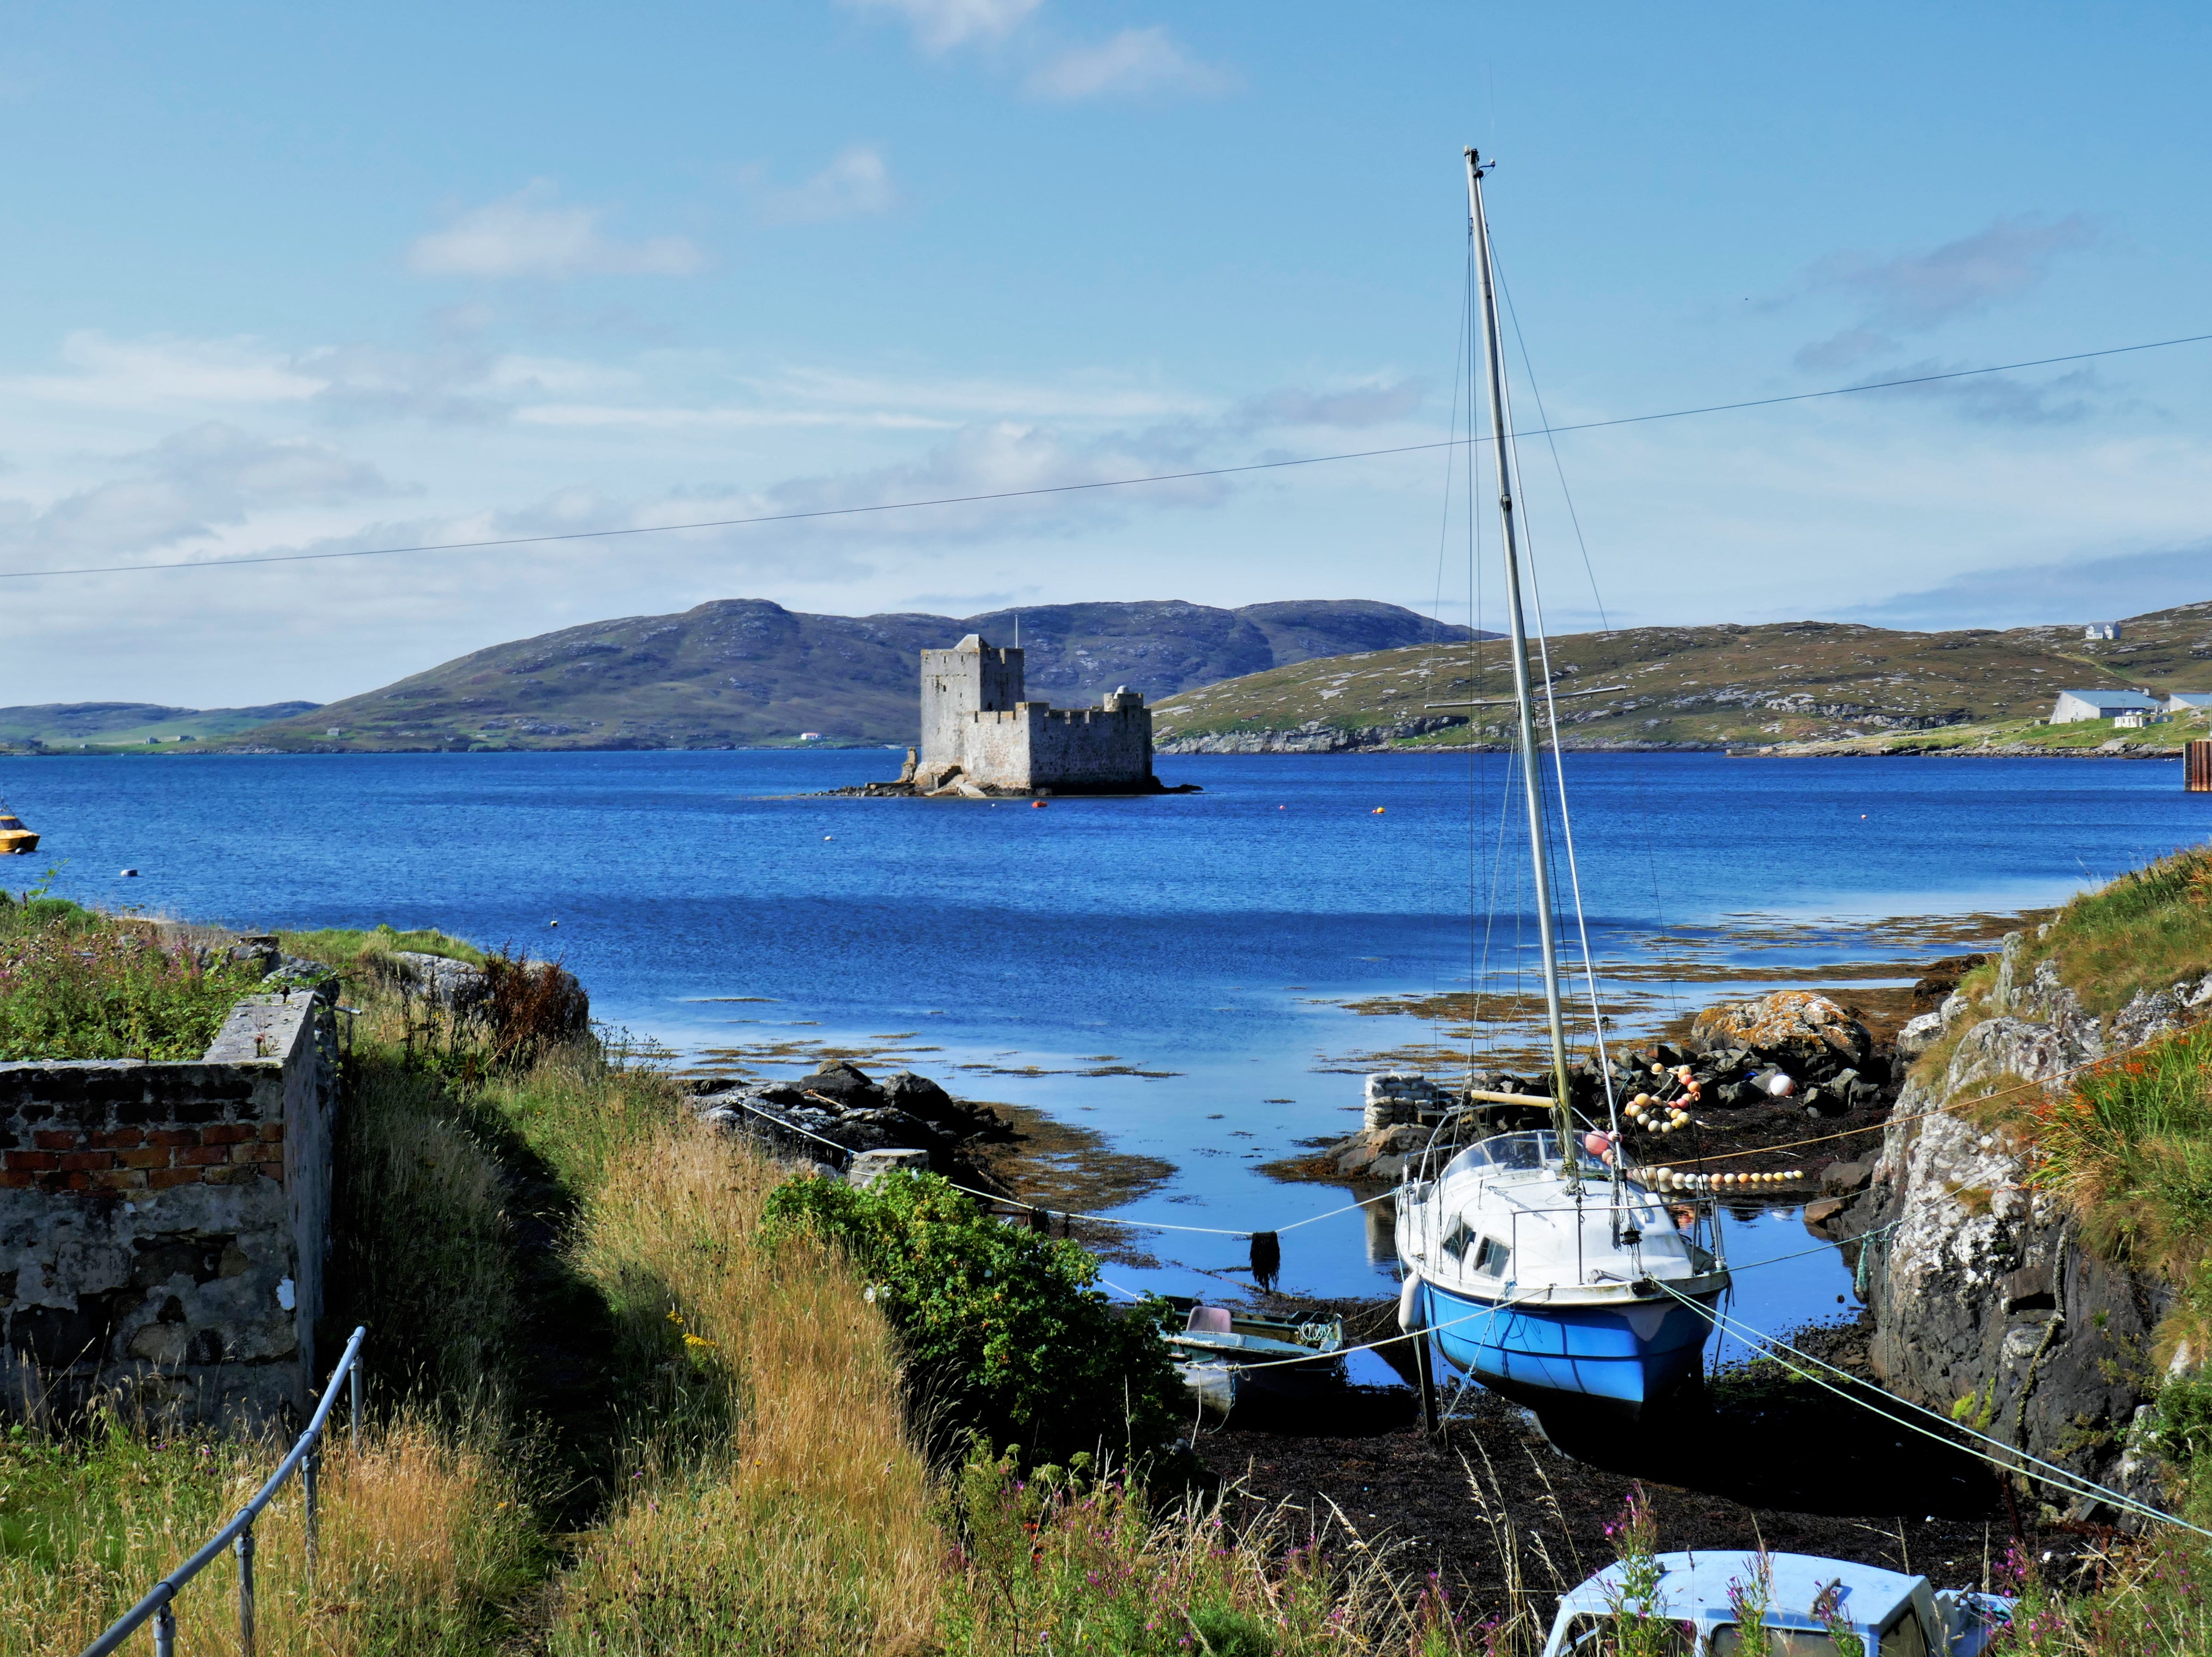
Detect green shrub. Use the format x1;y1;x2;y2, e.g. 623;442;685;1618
0;895;96;938
0;920;263;1060
2154;1373;2212;1471
762;1169;1186;1464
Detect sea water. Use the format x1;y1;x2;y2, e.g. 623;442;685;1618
3;748;2204;1334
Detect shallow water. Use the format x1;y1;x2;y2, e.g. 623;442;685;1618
4;746;2205;1326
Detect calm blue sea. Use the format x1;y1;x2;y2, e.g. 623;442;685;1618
4;748;2205;1343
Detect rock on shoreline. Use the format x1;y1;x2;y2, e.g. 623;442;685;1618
1309;991;1895;1184
1847;933;2212;1526
687;1059;1013;1186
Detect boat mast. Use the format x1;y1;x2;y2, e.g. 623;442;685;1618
1464;146;1578;1183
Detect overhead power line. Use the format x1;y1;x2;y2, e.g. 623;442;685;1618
5;328;2208;584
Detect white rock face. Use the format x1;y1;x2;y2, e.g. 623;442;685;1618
1895;1010;1945;1060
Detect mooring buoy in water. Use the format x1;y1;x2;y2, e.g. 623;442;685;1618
119;868;139;878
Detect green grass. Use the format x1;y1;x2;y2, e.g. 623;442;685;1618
2013;844;2212;1016
0;903;265;1060
279;922;485;967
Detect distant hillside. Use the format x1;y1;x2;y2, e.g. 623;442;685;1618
231;599;1478;752
0;700;321;749
1153;602;2212;752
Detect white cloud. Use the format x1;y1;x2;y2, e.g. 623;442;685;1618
1025;27;1230;100
1838;544;2212;629
746;418;1230;545
841;0;1040;52
407;182;703;280
0;423;395;562
763;365;1208;421
514;404;954;431
761;145;895;223
8;332;325;409
1791;214;2095;369
1234;379;1425;430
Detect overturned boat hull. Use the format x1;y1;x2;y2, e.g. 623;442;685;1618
1415;1275;1719;1418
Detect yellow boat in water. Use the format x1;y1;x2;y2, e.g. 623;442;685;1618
0;802;38;856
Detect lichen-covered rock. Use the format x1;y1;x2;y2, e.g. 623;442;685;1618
1895;1009;1946;1060
1856;958;2180;1525
1687;990;1871;1077
1945;1014;2101;1091
2110;986;2183;1052
393;951;487;1014
1332;1123;1428;1178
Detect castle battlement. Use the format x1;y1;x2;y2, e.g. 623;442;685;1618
909;634;1155;795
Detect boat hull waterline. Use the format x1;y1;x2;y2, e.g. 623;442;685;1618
1412;1275;1722;1416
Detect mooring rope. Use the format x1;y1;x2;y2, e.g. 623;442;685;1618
1652;1281;2207;1538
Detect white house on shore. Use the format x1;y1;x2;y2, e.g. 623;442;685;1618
2051;688;2160;724
2169;693;2212;714
2084;622;2122;640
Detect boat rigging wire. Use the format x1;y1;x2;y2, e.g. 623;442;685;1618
6;329;2210;582
1653;1280;2212;1539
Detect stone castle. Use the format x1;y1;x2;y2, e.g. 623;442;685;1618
900;634;1157;795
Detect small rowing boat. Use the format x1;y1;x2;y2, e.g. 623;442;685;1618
1168;1303;1345;1420
1542;1549;2014;1656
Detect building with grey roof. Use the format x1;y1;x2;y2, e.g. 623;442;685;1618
2051;688;2160;724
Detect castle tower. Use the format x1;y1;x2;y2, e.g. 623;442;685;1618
918;634;1024;775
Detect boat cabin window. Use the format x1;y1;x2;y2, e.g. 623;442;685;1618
1553;1613;1690;1654
1712;1626;1859;1656
1441;1219;1474;1264
1877;1608;1929;1657
1443;1131;1560;1178
1472;1235;1511;1278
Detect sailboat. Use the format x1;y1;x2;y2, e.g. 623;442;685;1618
1391;149;1730;1418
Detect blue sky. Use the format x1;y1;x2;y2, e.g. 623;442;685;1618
3;1;2210;705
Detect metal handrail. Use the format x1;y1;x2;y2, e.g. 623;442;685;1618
78;1325;367;1657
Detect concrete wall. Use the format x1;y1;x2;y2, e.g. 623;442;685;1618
0;991;336;1426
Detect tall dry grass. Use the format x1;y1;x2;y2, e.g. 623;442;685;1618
544;1118;942;1656
328;1053;521;1403
0;1412;532;1656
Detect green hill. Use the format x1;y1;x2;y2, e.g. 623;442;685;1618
227;598;1477;753
0;700;320;750
1153;601;2212;753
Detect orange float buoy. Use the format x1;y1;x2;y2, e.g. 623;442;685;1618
1371;807;1386;814
1031;800;1048;809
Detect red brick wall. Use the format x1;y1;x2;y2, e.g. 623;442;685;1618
1;1120;285;1194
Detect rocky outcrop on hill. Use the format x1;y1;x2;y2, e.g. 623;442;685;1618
1152;600;2212;754
1158;717;1470;754
687;1059;1011;1184
1851;934;2212;1525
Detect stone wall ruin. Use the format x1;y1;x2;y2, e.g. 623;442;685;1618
0;990;336;1426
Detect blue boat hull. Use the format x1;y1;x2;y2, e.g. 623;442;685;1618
1417;1277;1719;1417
